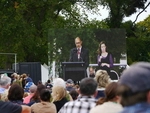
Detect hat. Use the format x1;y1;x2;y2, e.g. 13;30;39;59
66;79;74;84
119;62;150;93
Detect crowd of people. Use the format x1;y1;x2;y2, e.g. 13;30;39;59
0;62;150;113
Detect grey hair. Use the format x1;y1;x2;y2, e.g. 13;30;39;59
0;76;11;86
53;78;66;88
29;84;37;93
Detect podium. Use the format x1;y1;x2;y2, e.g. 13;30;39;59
62;62;86;81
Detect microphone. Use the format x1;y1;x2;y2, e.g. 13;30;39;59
99;56;102;62
80;56;83;62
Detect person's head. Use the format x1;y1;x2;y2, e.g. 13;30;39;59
97;82;119;105
95;70;111;88
22;73;27;78
79;78;97;96
69;90;79;100
51;86;67;102
75;37;82;48
8;84;24;101
0;76;11;89
53;78;66;88
89;67;95;75
40;89;51;102
118;62;150;106
47;79;51;83
29;84;37;93
11;73;17;78
14;74;19;80
74;84;79;89
66;79;74;87
31;84;46;101
98;41;107;54
37;80;42;85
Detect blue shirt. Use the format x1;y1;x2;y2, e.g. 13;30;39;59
0;87;5;94
120;102;150;113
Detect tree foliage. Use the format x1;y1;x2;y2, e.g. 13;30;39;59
0;0;100;69
127;15;150;64
0;0;149;70
135;15;150;38
101;0;148;27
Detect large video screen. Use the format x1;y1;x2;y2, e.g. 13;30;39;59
48;28;127;77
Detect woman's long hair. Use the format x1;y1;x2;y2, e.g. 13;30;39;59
96;82;118;105
51;86;67;102
97;41;106;55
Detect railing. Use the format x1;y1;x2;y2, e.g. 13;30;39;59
89;63;127;67
89;63;128;80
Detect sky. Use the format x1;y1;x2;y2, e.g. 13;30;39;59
88;1;150;23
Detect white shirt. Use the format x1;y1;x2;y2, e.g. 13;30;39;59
59;96;96;113
77;47;81;59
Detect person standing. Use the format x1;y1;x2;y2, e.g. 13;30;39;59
69;37;89;68
97;41;113;75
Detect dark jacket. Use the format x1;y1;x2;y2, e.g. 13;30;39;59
53;97;68;112
69;47;89;68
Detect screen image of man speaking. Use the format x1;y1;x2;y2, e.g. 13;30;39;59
69;37;89;69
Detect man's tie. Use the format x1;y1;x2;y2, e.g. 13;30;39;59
77;48;80;59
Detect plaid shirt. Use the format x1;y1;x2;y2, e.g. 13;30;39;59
58;95;96;113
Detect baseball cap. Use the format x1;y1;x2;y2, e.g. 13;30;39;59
66;79;74;84
119;62;150;93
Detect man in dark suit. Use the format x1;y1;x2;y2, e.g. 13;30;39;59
69;37;89;68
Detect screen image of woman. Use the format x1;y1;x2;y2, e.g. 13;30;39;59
97;41;113;75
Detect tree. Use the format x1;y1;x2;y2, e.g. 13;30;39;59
127;15;150;64
135;15;150;38
0;0;100;69
100;0;148;27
